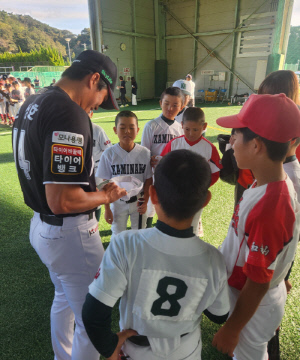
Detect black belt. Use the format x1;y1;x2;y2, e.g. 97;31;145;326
120;192;144;204
128;333;188;347
40;212;93;226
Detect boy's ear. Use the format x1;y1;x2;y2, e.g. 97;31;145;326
113;126;117;134
253;137;264;154
202;190;212;209
149;185;159;205
202;122;208;131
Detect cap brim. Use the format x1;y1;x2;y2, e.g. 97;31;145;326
216;114;246;129
100;86;119;111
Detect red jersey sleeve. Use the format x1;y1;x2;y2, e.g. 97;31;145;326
243;182;295;283
160;140;172;156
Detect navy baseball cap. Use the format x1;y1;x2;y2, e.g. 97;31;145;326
71;50;119;110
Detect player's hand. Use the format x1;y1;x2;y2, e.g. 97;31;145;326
285;280;292;294
106;329;138;360
102;182;127;204
137;198;147;214
212;325;239;358
150;155;162;168
105;207;114;225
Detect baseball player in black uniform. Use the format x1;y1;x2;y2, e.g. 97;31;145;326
13;50;126;360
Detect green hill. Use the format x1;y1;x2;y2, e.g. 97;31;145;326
0;10;91;60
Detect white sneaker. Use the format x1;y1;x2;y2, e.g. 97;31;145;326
120;105;124;107
125;104;129;107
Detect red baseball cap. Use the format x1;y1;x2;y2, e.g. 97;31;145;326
216;94;300;143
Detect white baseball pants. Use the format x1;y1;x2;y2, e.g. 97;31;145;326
230;281;287;360
132;94;137;105
122;326;202;360
111;199;147;235
30;212;104;360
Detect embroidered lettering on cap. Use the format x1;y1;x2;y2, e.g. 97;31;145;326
101;69;113;84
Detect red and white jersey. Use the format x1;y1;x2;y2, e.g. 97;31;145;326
283;157;300;202
220;177;300;290
161;135;221;186
141;115;183;156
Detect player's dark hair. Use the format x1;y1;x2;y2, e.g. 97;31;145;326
182;107;205;124
154;150;211;220
61;67;107;91
24;77;31;84
119;76;124;80
235;127;290;162
160;87;185;106
115;110;138;127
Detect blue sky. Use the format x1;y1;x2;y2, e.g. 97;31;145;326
1;0;300;35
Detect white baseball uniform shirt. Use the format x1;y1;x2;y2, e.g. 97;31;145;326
175;107;187;124
141;115;183;156
96;143;152;184
283;156;300;202
89;225;230;358
92;122;112;175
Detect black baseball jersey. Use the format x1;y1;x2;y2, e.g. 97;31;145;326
13;86;96;216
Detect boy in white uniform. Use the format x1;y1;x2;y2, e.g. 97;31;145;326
83;150;230;360
141;87;184;227
212;94;300;360
97;110;152;234
172;79;192;124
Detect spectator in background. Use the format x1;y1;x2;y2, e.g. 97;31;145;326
50;78;56;86
131;76;138;106
186;74;195;107
118;76;129;107
24;77;35;99
34;76;40;88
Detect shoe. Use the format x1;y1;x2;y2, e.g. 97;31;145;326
120;105;124;108
125;104;129;107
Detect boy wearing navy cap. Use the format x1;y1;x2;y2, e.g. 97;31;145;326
213;94;300;360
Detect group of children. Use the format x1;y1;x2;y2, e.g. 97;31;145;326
83;72;300;360
0;75;35;125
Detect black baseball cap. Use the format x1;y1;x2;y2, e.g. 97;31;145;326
71;50;119;110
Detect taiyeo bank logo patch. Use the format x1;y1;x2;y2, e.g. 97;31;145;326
52;131;84;146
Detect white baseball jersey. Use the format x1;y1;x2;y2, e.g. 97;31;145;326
92;122;112;174
283;156;300;202
96;143;152;184
189;81;195;100
141;115;183;156
220;177;300;290
175;107;187;124
89;226;230;358
161;135;221;175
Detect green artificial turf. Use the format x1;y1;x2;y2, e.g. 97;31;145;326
0;100;299;359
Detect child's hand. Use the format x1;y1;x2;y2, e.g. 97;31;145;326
105;207;113;225
150;155;162;168
137;198;147;214
212;324;239;357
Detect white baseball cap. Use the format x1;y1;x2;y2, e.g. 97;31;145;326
172;79;192;96
111;175;143;201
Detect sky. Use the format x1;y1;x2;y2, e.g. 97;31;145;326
0;0;300;35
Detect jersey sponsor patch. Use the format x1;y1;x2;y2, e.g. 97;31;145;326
51;144;84;174
133;269;208;322
52;131;84;146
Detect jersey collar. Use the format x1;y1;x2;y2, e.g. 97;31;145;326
161;114;175;126
184;136;203;146
156;220;194;238
284;155;297;164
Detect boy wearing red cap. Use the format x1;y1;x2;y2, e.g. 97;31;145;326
212;94;300;360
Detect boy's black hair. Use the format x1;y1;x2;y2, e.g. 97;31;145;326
119;76;124;80
235;127;290;162
115;110;138;127
154;150;211;220
182;107;205;124
160;87;185;106
61;67;107;91
24;77;31;84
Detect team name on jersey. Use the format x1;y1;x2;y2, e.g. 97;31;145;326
153;134;176;144
111;164;146;176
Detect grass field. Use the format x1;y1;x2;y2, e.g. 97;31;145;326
1;100;299;360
